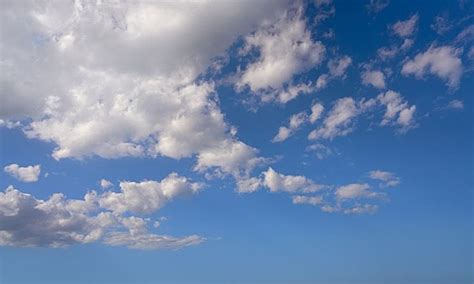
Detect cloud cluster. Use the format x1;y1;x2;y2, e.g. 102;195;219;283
272;102;324;142
237;6;325;103
402;45;463;89
4;164;41;183
369;170;400;187
0;173;205;249
316;56;352;90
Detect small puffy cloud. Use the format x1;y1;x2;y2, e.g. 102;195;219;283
377;90;416;131
237;6;325;96
366;0;390;13
272;111;308;142
292;195;323;206
100;179;113;190
308;97;369;140
369;170;400;187
99;173;203;215
401;45;463;89
335;183;381;200
392;14;419;38
328;56;352;77
236;177;262;193
309;103;325;123
431;15;453;35
316;56;352;90
447;99;464;110
361;69;386;89
271;83;315;104
4;164;41;183
262;167;324;193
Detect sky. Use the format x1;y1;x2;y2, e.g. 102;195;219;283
0;0;473;283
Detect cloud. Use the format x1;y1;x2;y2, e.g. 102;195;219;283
306;143;333;160
446;99;464;110
272;111;308;142
262;167;325;193
369;170;400;187
100;179;113;190
292;195;323;206
366;0;390;13
377;90;416;131
431;15;453;35
0;173;206;249
1;0;290;186
308;97;375;140
401;45;463;89
316;56;352;90
361;69;386;89
272;102;324;142
392;14;419;38
335;183;382;200
99;173;203;215
237;6;325;99
4;164;41;183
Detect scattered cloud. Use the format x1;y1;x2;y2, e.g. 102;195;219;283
100;179;113;190
369;170;400;187
0;173;206;249
361;69;386;89
402;45;463;89
446;99;464;110
4;164;41;183
366;0;390;14
392;14;419;38
237;6;325;101
377;90;417;131
306;143;333;160
262;167;325;193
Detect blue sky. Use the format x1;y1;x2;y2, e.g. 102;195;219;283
0;0;472;283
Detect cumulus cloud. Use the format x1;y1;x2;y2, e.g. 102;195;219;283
4;164;41;183
237;6;325;100
361;69;386;89
377;90;417;131
272;102;324;142
308;97;375;140
100;179;113;190
272;112;308;142
369;170;400;187
306;143;333;160
1;0;290;187
262;167;324;193
0;172;206;249
316;56;352;90
401;45;463;89
335;183;383;200
99;173;203;215
392;14;419;38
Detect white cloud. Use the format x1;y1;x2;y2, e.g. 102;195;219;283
392;14;419;38
328;56;352;77
335;183;382;200
377;90;416;131
4;164;41;183
306;143;333;159
315;56;352;90
237;6;325;98
271;83;315;104
308;97;375;140
401;45;463;89
361;69;386;89
431;15;453;35
369;170;400;187
99;173;203;215
0;172;206;249
447;99;464;110
262;167;324;193
309;103;325;123
292;195;323;206
1;0;290;185
100;179;113;190
366;0;390;13
272;111;308;142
